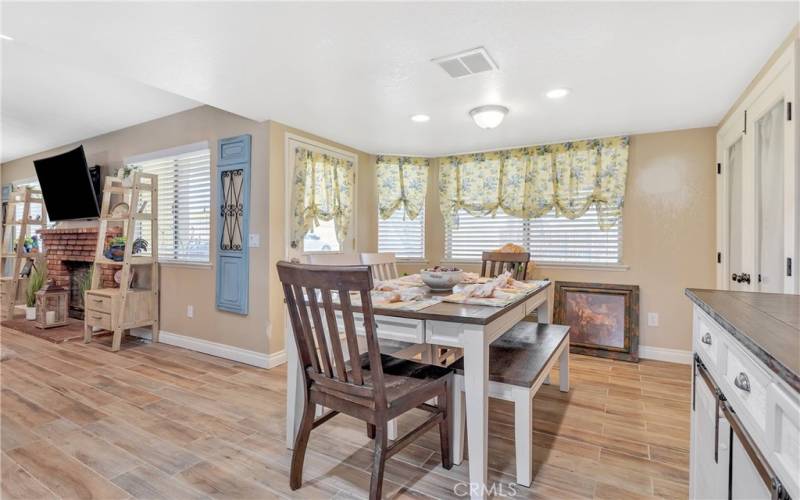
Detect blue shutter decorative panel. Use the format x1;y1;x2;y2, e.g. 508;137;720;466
215;134;251;314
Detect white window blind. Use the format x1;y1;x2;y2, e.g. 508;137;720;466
445;207;621;264
129;147;211;264
378;207;425;259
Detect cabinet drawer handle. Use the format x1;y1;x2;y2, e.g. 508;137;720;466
91;315;103;320
93;299;103;303
734;372;751;392
701;332;712;345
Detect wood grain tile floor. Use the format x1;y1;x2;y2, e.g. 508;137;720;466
0;326;692;499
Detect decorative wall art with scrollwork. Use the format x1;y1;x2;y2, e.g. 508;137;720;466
215;135;251;315
220;169;245;251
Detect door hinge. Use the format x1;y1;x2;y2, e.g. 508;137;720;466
788;257;793;277
717;163;721;175
788;102;793;121
758;274;762;283
743;110;747;134
717;252;722;264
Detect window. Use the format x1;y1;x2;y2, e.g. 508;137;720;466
378;206;425;259
128;144;211;264
445;207;621;264
304;219;340;253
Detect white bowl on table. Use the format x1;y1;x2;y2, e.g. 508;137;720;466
420;268;465;291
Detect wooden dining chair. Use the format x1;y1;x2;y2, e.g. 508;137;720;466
360;252;399;281
305;253;362;265
277;261;453;499
481;251;531;280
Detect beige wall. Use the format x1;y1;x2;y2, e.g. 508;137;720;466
265;121;375;354
390;128;718;352
2;106;271;354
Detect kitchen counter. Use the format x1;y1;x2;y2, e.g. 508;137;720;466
685;288;800;392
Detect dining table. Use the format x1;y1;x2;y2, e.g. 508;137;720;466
284;277;552;500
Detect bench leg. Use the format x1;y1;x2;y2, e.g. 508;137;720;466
559;344;570;393
513;387;533;487
451;375;465;465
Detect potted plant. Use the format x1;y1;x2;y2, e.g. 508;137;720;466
79;268;93;304
116;165;141;187
131;237;148;254
104;236;148;261
105;236;127;261
25;265;45;320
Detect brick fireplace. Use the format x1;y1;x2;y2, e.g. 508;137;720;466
38;227;119;319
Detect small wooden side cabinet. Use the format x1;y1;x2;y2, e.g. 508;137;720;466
84;288;155;336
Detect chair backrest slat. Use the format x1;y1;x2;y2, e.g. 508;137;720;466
291;284;321;373
480;251;531;281
305;289;333;378
338;289;364;385
320;288;348;381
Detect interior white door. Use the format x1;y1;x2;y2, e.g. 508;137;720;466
717;49;796;294
717;119;750;291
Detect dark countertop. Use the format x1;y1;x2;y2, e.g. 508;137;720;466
686;288;800;393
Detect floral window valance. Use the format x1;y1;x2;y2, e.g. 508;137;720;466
376;156;429;220
290;146;354;244
439;136;629;230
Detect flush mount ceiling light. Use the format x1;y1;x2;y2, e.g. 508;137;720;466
546;88;571;99
0;34;14;41
469;105;508;129
410;114;430;123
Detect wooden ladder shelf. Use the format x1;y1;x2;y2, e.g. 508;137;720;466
84;172;159;351
1;187;47;320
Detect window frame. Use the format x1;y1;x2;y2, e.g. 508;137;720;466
125;141;212;266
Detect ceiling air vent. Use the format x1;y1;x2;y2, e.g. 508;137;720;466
432;47;498;79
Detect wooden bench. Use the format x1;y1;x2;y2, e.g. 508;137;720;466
450;322;570;487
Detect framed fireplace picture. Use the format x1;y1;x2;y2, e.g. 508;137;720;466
554;281;640;362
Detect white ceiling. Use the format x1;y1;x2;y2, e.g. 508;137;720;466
2;2;798;159
1;39;199;162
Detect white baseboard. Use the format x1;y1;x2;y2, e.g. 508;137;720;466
157;330;283;369
639;345;692;365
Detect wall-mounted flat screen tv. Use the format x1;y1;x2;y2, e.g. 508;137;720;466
33;145;100;221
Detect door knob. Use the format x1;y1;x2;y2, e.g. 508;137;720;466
731;273;740;282
739;273;751;284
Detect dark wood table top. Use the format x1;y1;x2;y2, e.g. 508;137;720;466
686;288;800;392
368;280;552;326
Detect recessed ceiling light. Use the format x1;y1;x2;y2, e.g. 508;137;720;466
469;105;508;129
0;34;14;41
546;88;570;99
410;114;430;123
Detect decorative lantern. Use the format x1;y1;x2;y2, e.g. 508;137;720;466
34;279;69;329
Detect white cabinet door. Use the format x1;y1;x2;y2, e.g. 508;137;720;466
729;431;772;500
692;372;730;499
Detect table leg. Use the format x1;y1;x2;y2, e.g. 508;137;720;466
286;329;304;449
513;386;533;487
451;375;465;465
462;327;489;499
536;296;550;324
560;341;570;393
